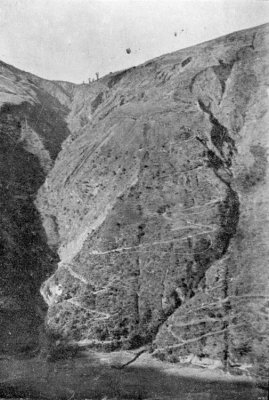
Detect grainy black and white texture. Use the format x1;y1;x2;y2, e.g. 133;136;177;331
0;22;268;400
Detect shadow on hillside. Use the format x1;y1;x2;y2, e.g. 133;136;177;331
0;354;267;400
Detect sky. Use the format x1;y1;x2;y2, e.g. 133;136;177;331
0;0;268;83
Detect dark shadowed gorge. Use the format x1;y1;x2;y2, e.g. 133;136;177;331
0;79;71;354
0;23;269;399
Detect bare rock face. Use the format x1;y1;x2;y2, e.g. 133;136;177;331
35;23;269;377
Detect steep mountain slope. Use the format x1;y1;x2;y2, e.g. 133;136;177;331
0;23;268;381
0;61;74;354
34;22;269;379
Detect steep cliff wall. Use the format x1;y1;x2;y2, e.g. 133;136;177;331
36;23;269;378
0;61;72;354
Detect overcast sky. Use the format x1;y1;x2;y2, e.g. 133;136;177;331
0;0;268;83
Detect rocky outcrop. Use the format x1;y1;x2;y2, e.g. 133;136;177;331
35;23;269;378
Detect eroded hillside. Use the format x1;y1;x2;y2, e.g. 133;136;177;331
0;23;268;381
33;23;269;379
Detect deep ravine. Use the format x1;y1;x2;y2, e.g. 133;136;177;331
0;24;268;387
